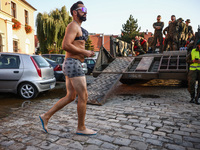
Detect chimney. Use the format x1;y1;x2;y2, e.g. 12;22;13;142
102;33;104;45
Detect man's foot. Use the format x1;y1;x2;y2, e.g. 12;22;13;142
189;99;195;103
76;128;97;136
195;101;200;105
39;115;48;133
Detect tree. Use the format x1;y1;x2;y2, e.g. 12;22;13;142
36;6;72;54
120;15;141;43
85;36;94;51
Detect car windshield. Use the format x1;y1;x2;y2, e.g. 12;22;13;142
32;56;50;68
85;59;95;64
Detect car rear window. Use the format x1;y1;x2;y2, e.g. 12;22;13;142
32;56;50;68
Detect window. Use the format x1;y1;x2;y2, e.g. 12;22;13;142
0;55;20;69
31;56;50;68
24;10;29;24
86;59;95;65
13;41;18;52
0;35;2;52
11;2;16;18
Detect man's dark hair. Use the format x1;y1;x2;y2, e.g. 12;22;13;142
171;15;175;17
157;15;161;18
70;1;84;16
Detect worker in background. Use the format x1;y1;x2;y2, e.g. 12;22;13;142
186;39;200;105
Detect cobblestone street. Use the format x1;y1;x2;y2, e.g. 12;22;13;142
0;79;200;150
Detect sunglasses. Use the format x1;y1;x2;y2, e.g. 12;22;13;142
75;7;87;13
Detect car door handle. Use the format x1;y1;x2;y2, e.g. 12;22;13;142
13;71;19;73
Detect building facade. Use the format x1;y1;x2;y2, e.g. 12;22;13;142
0;0;36;54
89;34;119;52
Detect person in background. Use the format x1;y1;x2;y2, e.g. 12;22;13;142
185;33;195;53
163;22;173;51
178;18;187;48
167;15;179;50
140;37;148;53
153;15;164;53
185;19;194;41
186;39;200;105
147;36;154;53
134;36;145;55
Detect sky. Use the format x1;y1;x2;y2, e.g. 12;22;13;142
26;0;200;35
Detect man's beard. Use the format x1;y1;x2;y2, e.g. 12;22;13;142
77;12;86;21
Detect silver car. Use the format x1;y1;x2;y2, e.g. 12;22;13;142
42;54;88;74
0;53;56;99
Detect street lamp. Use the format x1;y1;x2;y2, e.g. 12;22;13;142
53;42;56;53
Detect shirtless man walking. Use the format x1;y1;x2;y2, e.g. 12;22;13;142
39;1;96;135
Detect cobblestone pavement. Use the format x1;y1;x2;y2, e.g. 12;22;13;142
0;79;200;150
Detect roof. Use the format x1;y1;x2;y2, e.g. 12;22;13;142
20;0;37;11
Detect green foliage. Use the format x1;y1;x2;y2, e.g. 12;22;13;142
36;6;72;54
120;15;141;43
85;36;94;51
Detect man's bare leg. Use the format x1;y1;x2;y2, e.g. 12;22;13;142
70;76;97;135
39;76;76;132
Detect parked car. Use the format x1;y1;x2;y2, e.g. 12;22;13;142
0;52;56;99
84;58;96;74
42;54;88;74
44;57;65;81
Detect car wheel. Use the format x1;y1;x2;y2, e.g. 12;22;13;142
18;82;38;99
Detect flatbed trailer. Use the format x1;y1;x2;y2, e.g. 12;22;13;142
87;45;188;105
93;48;188;84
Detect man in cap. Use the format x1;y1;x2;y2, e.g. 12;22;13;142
178;18;187;48
152;15;164;53
166;15;179;50
186;39;200;105
185;19;194;41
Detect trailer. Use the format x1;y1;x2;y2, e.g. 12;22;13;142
86;37;188;105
